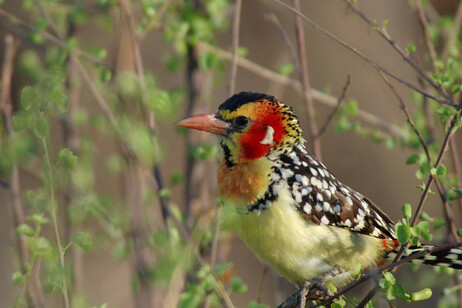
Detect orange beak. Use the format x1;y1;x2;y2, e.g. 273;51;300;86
176;113;230;137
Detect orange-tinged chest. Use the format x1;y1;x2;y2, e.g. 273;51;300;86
217;158;272;206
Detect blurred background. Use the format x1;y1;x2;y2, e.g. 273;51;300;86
0;0;461;307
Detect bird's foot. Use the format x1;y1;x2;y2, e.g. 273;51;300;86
297;278;334;308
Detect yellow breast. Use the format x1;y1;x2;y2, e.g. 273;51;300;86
221;187;386;285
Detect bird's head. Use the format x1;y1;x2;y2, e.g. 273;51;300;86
177;92;303;167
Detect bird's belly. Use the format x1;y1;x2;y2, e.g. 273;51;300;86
222;191;383;285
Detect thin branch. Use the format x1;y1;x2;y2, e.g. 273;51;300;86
292;0;321;160
1;34;45;308
198;42;403;137
342;0;454;105
270;0;457;107
278;242;462;308
256;266;269;304
0;8;113;70
449;135;462;217
265;12;302;79
228;0;242;96
410;109;462;227
413;0;437;71
441;0;462;62
137;0;171;42
316;75;351;139
356;283;380;308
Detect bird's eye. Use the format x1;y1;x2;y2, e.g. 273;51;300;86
233;116;250;129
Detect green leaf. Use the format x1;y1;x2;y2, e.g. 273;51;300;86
406;44;416;54
231;277;248;293
383;272;396;285
214;262;233;275
72;232;93;252
12;115;28;132
415;221;433;242
411;288;432;301
101;67;112;83
451;84;461;94
351;263;362;276
396;222;411;244
457;229;462;237
435;165;447;179
12;271;25;285
35;117;49;138
402;203;412;219
277;63;295;76
406;154;420;165
16;224;35;237
50;88;68;113
345;99;358;117
59;148;78;170
248;301;270;308
20;86;36;110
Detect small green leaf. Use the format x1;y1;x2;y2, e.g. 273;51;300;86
396;222;411;244
277;63;295;76
214;263;233;275
35;117;49;138
12;271;25;285
351;263;362;276
230;277;248;293
457;229;462;237
101;67;112;83
16;224;35;237
12;115;26;132
451;84;461;94
20;86;35;110
383;272;396;285
406;44;416;54
402;203;412;219
406;154;420;165
411;288;432;301
72;232;93;252
59;148;78;170
435;165;447;179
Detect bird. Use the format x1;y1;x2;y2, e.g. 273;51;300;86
176;91;462;302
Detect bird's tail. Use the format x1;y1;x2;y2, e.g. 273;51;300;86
385;242;462;269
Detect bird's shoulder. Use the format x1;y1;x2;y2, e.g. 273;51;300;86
269;145;396;240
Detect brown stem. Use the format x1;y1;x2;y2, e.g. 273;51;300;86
316;75;351;139
198;42;403;137
0;8;113;69
1;34;45;308
228;0;242;96
271;0;457;107
441;0;462;62
343;0;454;105
292;0;321;160
413;0;437;71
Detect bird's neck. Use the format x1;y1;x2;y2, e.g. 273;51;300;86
217;155;273;208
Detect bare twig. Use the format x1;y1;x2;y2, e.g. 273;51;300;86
292;0;321;160
270;0;457;107
316;75;351;139
356;283;380;308
449;136;462;216
265;12;302;79
441;0;462;62
278;242;462;308
138;0;171;42
256;266;269;304
413;0;437;71
1;34;45;308
228;0;242;95
0;8;113;69
198;42;403;137
342;0;455;105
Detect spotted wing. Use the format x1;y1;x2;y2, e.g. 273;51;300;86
277;145;396;240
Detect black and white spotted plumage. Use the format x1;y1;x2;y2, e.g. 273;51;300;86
249;142;396;240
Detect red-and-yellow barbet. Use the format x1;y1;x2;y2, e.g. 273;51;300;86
177;92;462;300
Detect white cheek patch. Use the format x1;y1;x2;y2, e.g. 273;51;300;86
260;125;275;145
